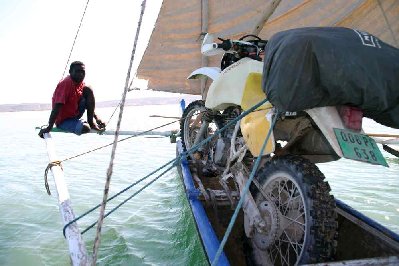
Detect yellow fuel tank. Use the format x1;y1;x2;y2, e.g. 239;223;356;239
240;72;275;156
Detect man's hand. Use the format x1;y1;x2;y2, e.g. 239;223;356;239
95;117;106;129
38;126;52;138
39;104;62;138
89;123;105;132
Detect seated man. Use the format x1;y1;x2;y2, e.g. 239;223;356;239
39;61;105;138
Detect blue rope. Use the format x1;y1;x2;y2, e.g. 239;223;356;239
81;162;178;234
63;157;177;237
62;98;270;237
211;111;279;266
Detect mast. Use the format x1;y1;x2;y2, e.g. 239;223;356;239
200;0;209;100
251;0;282;36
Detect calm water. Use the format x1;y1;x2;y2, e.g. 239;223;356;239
0;103;398;265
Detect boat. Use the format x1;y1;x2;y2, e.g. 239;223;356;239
41;1;399;265
136;1;399;265
176;140;399;265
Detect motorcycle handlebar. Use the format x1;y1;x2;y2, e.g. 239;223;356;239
216;38;259;52
217;39;232;51
202;37;262;56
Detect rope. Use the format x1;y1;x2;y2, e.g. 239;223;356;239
62;157;177;237
105;73;138;126
91;1;147;264
82;162;177;235
44;161;63;195
43;120;177;197
212;110;279;266
127;72;137;91
60;0;91;80
105;100;122;126
181;99;270;160
61;120;177;163
61;98;270;239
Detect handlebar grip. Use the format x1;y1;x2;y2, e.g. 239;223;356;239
217;40;232;51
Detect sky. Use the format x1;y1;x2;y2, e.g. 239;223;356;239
0;0;163;104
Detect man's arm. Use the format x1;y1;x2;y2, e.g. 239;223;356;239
38;103;64;138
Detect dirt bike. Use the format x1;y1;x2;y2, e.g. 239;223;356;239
180;33;388;265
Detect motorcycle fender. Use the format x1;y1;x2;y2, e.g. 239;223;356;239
305;107;345;157
205;58;263;110
240;109;275;157
187;67;221;81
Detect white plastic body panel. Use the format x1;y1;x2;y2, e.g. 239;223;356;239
305;107;345;157
187;67;221;81
205;58;263;110
201;43;225;56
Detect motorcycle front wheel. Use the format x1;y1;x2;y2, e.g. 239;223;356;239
180;100;217;160
250;155;337;266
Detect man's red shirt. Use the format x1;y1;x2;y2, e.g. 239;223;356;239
52;76;85;125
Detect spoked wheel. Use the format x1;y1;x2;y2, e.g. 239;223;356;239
180;100;218;160
250;155;337;266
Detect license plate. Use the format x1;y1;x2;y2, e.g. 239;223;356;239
334;128;388;167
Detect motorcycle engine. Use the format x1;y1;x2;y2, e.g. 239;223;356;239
214;137;230;166
212;107;241;166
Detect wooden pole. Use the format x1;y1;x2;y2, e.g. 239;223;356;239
372;137;399;145
149;114;181;119
36;127;176;136
366;133;399;138
43;133;89;266
200;0;209;100
92;0;147;264
251;0;282;36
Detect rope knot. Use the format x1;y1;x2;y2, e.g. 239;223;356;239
44;161;63;195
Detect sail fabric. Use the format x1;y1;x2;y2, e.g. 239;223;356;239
137;0;399;97
262;27;399;129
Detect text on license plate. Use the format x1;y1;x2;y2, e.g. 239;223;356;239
333;128;388;167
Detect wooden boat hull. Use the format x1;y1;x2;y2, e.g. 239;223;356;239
176;141;399;265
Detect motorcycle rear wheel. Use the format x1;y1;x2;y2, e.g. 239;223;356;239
250;155;337;266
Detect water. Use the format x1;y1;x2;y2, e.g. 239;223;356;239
0;104;398;265
0;104;207;266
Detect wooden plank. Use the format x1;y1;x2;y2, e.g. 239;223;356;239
335;207;399;251
305;256;399;265
98;130;174;137
36;127;175;136
43;133;89;265
367;133;399;138
372;137;399;145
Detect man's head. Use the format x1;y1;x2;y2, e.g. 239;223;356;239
69;61;85;83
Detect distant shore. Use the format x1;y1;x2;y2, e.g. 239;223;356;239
0;95;200;112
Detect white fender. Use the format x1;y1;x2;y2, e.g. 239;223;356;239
305;107;345;157
187;67;221;81
205;58;263;110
